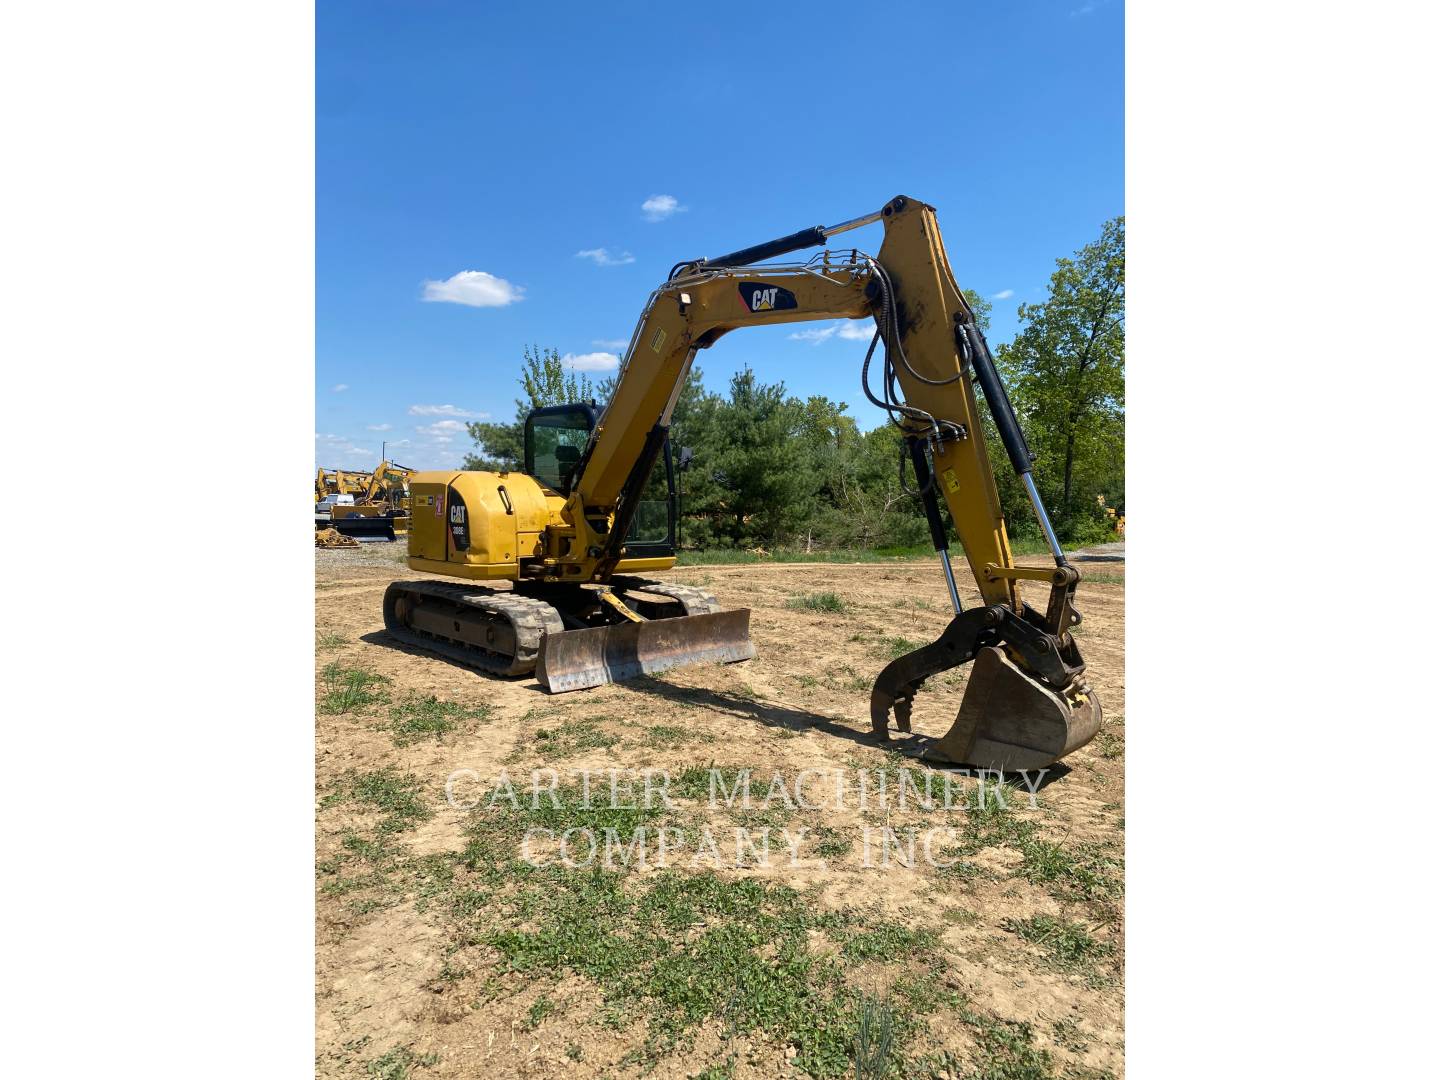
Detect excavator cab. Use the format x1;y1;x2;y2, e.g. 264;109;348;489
523;403;678;556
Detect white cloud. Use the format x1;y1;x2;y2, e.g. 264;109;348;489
408;404;485;419
788;320;875;345
641;194;683;222
992;288;1015;300
366;423;392;431
421;270;524;307
592;338;628;350
576;248;636;267
562;351;621;372
789;325;837;344
315;432;373;469
332;383;349;392
416;419;468;442
837;320;875;340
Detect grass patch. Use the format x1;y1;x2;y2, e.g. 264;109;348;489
840;924;940;962
522;994;556;1031
671;763;765;802
958;803;1123;906
644;723;713;748
316;630;347;650
324;767;433;835
529;716;621;756
811;826;852;860
785;591;849;614
430;786;959;1076
1080;571;1124;585
319;662;390;714
1004;914;1112;972
386;695;491;746
959;1007;1055;1079
877;636;921;660
364;1045;438;1079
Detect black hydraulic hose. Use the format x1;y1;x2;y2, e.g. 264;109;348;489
907;440;950;552
959;321;1034;477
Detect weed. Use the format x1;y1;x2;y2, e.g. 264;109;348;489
959;802;1122;904
877;636;920;660
316;630;347;650
645;723;713;748
671;763;758;802
1094;731;1124;759
693;1058;736;1079
1051;1017;1089;1053
853;994;896;1079
840;924;940;962
530;716;620;756
1004;915;1112;972
386;695;491;746
957;1008;1054;1079
523;994;556;1030
786;591;849;614
364;1045;438;1079
324;768;433;834
319;662;391;714
811;826;852;860
565;1042;584;1062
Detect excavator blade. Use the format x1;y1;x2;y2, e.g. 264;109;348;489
925;646;1102;772
536;609;756;693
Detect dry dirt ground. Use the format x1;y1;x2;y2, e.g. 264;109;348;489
315;545;1125;1079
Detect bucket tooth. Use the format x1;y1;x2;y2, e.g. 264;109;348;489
925;646;1102;771
536;609;755;693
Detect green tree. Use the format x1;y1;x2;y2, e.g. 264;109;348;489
681;369;813;547
962;288;993;332
463;345;599;470
995;217;1125;540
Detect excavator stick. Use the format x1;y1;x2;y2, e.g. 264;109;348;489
536;609;755;692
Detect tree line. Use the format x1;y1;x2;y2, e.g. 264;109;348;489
464;218;1124;550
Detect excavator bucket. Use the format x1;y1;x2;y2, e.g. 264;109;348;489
536;609;756;693
871;607;1102;772
925;646;1102;772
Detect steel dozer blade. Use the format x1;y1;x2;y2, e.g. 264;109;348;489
536;609;756;693
926;646;1102;772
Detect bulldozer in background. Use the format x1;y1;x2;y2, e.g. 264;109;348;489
382;196;1102;772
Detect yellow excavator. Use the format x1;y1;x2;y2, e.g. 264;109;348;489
384;196;1101;770
319;460;414;540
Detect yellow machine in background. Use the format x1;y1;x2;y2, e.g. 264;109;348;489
385;196;1101;770
317;460;413;540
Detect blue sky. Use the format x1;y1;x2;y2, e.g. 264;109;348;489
317;1;1123;471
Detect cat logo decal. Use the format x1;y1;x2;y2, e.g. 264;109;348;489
738;281;798;313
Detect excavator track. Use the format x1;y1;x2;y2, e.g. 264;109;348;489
382;580;566;677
